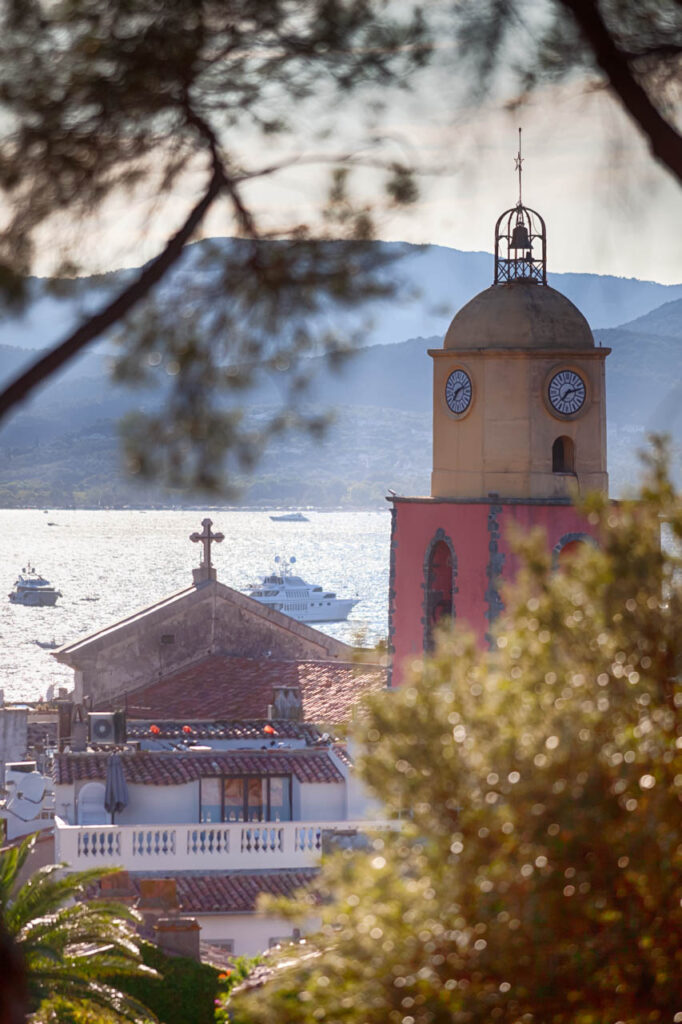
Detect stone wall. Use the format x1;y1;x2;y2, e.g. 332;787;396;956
0;708;28;783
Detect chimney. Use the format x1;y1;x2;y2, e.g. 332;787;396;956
99;871;135;901
56;699;74;751
153;917;201;961
137;877;179;912
272;686;303;722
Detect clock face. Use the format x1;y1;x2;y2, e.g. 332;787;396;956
445;369;472;415
548;369;586;416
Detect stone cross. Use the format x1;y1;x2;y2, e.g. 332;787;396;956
190;518;224;570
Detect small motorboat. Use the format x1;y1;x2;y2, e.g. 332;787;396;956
269;512;309;522
9;565;61;607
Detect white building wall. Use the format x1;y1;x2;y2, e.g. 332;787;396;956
0;708;28;783
343;740;384;820
198;912;320;957
112;782;199;825
299;782;345;821
65;780;199;825
58;777;349;826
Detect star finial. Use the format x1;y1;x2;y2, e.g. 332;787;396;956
514;126;524;206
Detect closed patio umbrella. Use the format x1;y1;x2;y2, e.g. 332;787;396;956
104;752;129;824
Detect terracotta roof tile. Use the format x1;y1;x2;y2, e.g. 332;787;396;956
125;720;323;743
53;749;344;786
98;655;386;724
331;744;354;769
92;870;319;914
175;869;318;913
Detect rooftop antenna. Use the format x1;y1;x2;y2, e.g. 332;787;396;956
514;126;523;207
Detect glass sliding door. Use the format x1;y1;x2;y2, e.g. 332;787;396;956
209;775;293;822
223;777;244;822
200;778;222;823
246;777;267;821
269;776;291;822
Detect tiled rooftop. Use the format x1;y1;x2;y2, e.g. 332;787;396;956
96;869;318;915
100;655;386;724
125;720;323;743
175;869;318;913
331;744;354;769
53;749;345;786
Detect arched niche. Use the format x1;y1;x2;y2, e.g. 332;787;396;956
423;530;457;651
552;531;597;569
552;435;575;474
77;781;107;825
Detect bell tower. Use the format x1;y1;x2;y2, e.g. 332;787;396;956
388;134;610;685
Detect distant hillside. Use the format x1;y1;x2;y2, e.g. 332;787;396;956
615;297;682;339
1;248;680;507
1;237;681;361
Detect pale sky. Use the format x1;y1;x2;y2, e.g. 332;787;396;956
43;62;682;286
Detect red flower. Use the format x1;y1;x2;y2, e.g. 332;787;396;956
149;724;161;735
182;725;192;734
264;724;276;736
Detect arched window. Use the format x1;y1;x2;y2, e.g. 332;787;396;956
77;782;107;825
552;435;575;473
552;532;598;570
424;534;456;651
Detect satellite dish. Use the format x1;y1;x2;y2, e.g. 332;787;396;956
6;796;41;822
12;772;46;804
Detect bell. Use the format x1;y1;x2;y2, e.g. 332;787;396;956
510;223;531;250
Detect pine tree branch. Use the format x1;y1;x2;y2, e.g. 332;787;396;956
0;164;226;423
558;0;682;184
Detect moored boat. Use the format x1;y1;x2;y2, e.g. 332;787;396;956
269;511;309;522
9;566;62;607
243;556;358;622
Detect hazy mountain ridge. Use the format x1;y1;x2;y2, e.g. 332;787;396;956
2;238;681;359
0;241;680;507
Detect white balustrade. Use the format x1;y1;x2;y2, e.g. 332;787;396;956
54;817;393;872
76;828;121;859
187;827;230;856
295;825;322;853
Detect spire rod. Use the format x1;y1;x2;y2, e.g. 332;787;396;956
514;126;523;206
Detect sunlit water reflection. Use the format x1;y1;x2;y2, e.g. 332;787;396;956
0;509;391;702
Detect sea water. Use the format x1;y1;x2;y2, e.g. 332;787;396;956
0;509;391;702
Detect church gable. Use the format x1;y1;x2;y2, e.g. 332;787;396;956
54;579;353;708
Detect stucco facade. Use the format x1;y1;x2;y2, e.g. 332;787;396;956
388;210;609;687
388;497;597;685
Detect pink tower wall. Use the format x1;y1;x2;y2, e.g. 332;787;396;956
388;498;595;687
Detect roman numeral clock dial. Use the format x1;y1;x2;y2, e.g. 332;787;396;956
445;369;472;415
548;369;586;417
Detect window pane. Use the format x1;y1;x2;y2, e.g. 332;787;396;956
224;778;244;822
200;778;221;823
246;777;266;822
269;776;291;822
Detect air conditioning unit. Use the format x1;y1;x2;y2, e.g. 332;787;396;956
88;711;126;746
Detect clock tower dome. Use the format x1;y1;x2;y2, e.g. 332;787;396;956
388;138;610;685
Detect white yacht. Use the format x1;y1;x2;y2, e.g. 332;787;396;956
9;566;62;607
243;557;359;623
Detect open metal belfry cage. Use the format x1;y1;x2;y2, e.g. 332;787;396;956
494;203;547;285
